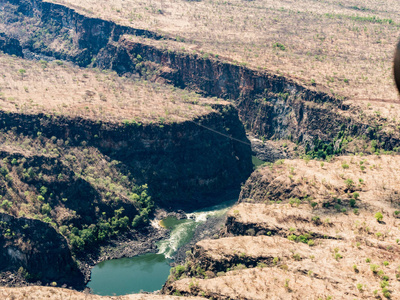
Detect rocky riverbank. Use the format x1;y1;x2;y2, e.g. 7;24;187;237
163;155;400;299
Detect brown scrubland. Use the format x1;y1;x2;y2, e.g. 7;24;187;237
1;0;400;298
50;0;400;100
0;54;219;123
164;155;400;299
0;286;205;299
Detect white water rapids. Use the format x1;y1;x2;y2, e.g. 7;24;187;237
155;200;235;258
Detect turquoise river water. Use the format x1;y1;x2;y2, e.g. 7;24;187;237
87;200;236;296
88;156;263;296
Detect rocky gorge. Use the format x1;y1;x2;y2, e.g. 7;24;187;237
0;0;400;298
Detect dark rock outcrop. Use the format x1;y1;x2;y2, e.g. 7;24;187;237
1;0;164;65
2;0;400;153
247;134;288;162
0;106;252;209
0;213;84;288
0;32;23;57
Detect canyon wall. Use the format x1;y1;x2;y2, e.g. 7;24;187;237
0;105;252;209
2;0;400;153
0;213;84;287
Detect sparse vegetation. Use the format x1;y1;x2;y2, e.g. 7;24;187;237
1;0;400;298
375;212;383;222
0;55;217;124
45;0;400;100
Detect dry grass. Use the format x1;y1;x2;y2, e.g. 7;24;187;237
343;98;400;133
0;286;205;299
247;155;400;208
196;235;311;262
178;236;399;299
0;54;221;123
174;234;400;299
49;0;400;100
172;266;353;299
167;155;400;299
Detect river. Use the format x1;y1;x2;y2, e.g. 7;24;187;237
88;156;263;295
87;199;236;296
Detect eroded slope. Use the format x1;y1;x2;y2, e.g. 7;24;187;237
47;0;400;100
164;155;400;299
0;52;252;287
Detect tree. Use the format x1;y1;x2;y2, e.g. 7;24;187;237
1;199;12;210
375;212;383;222
18;69;26;79
41;203;51;215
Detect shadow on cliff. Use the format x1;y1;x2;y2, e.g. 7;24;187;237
0;213;85;288
0;110;252;211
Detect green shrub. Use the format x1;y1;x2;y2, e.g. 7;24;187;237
69;234;84;251
257;262;267;268
40;186;47;196
370;264;379;273
380;280;389;288
41;203;51;215
311;215;320;222
375;212;383;222
196;266;206;276
345;179;354;189
1;200;12;209
172;265;186;279
334;253;343;260
293;253;301;261
59;225;68;235
272;42;286;51
382;287;391;298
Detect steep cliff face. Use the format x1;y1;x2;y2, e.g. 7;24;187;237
106;38;400;154
0;32;23;57
99;38;342;143
2;0;163;65
163;156;400;299
112;37;336;103
0;105;252;209
2;0;399;156
0;213;84;287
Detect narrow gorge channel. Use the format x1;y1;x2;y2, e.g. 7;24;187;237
2;1;400;298
87;199;239;296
